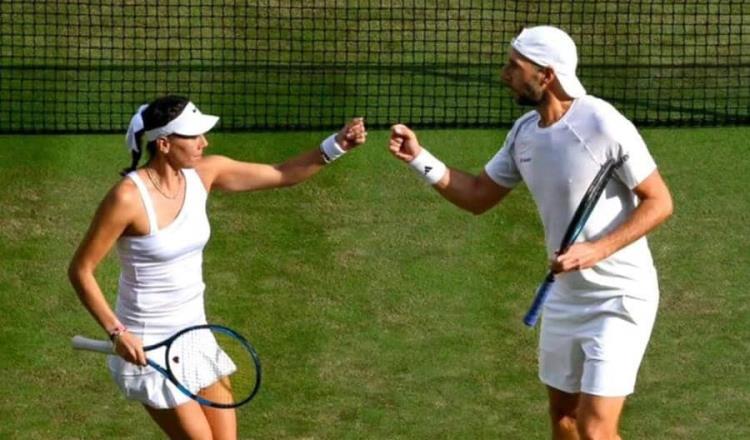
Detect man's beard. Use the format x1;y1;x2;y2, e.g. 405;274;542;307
514;84;545;107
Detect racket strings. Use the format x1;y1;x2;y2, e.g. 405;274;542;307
167;328;259;406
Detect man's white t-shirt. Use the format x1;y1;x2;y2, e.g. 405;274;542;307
484;95;659;301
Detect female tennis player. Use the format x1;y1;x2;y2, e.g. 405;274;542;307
68;95;366;439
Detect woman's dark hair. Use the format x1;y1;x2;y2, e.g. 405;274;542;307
120;95;190;176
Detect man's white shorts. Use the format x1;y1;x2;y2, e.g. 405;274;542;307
539;294;658;397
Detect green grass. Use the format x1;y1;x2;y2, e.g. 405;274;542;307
0;127;748;439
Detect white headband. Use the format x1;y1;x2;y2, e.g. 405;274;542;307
125;101;220;153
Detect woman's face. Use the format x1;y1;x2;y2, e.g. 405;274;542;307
160;133;209;168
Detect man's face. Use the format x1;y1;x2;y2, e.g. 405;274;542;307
501;49;548;107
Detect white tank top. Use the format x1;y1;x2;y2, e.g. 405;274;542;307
115;168;211;344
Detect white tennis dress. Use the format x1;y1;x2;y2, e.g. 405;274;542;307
107;168;230;408
485;95;660;396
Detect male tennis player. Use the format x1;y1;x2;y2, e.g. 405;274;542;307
388;26;672;439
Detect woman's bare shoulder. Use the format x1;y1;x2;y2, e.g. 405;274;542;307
100;173;142;213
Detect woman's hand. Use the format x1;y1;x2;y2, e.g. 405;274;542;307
113;331;148;366
336;117;367;150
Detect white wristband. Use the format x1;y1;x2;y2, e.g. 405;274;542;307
320;133;346;164
409;147;447;185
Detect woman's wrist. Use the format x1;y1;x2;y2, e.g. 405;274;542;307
107;321;128;341
320;133;347;164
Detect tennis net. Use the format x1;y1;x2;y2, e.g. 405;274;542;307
0;1;747;133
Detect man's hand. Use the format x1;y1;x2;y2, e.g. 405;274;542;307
388;124;423;162
551;241;610;273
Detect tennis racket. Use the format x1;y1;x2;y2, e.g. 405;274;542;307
523;156;627;327
72;324;261;408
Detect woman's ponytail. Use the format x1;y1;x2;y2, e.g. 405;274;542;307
121;103;149;176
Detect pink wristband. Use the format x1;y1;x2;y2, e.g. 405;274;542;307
107;322;128;341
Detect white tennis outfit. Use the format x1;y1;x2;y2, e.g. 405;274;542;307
107;169;230;408
485;95;659;396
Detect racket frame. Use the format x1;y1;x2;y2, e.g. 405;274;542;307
72;324;262;408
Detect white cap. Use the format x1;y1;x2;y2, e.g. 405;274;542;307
144;102;219;142
511;26;586;99
125;101;220;153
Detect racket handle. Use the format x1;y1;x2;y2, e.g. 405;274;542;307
72;335;115;354
523;274;554;327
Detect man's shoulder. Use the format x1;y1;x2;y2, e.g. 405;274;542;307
516;109;538;125
576;95;628;122
510;110;539;135
572;95;634;135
